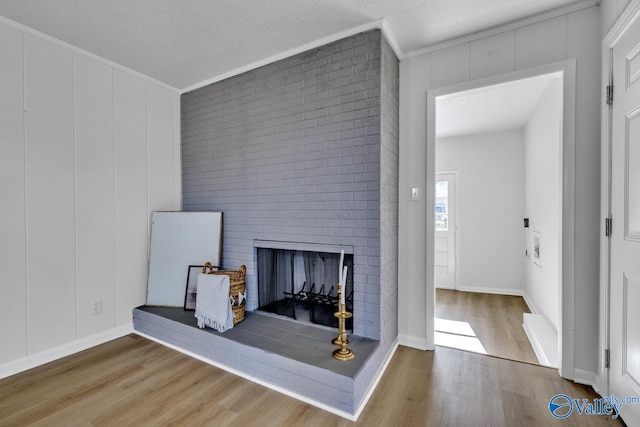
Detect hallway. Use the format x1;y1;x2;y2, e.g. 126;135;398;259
436;289;539;365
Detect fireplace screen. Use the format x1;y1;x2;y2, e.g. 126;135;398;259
257;248;353;330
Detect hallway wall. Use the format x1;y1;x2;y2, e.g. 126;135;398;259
398;5;601;375
436;129;526;294
524;78;563;330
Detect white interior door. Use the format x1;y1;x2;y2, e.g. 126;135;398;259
435;173;456;289
610;12;640;425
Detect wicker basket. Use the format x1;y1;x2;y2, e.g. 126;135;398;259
202;262;246;324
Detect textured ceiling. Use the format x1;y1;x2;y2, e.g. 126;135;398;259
436;73;562;139
0;0;582;90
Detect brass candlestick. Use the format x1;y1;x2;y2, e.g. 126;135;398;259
332;282;354;361
332;282;348;346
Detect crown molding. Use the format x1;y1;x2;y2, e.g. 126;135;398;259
403;0;600;59
181;19;387;94
380;19;403;60
2;0;600;93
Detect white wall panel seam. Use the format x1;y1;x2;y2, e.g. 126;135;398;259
175;94;181;210
145;82;150;272
72;52;79;340
21;31;29;356
112;68;118;327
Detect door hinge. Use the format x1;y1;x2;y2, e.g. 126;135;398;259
605;349;610;369
606;217;612;237
606;85;614;105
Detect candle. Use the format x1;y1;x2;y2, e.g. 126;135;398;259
341;266;348;305
338;250;344;284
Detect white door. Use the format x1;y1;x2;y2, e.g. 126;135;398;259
610;13;640;425
435;173;456;289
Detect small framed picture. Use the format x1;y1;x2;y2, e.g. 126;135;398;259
533;232;541;267
184;265;217;310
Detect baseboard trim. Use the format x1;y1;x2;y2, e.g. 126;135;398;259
522;313;558;368
521;292;539;314
592;373;607;397
398;333;429;350
574;369;597;387
453;286;526;296
0;324;134;380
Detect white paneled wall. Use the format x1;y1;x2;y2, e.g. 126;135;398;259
148;84;180;212
74;54;116;339
514;16;567;70
24;34;76;354
114;70;150;326
0;23;27;363
430;43;470;89
398;5;601;373
0;20;179;368
469;31;515;81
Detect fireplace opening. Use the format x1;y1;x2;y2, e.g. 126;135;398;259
257;248;354;331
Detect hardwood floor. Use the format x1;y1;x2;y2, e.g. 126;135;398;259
0;334;622;426
436;289;539;365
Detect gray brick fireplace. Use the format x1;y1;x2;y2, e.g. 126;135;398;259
171;28;398;417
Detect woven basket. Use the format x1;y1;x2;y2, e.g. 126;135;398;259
203;262;246;324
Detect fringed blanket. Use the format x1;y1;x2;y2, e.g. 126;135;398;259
195;273;234;332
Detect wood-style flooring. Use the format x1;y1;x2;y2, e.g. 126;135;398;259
0;334;622;426
436;289;539;365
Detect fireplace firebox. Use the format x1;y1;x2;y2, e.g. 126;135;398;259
257;247;354;331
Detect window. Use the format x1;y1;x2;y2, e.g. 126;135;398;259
435;181;448;231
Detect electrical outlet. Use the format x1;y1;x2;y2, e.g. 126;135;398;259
92;299;102;315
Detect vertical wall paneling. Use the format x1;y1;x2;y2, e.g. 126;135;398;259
74;54;116;338
567;5;602;371
429;43;470;89
469;30;516;80
515;16;567;70
0;23;27;363
114;70;149;325
398;5;602;373
601;1;620;38
24;34;76;353
397;53;430;345
0;18;180;374
148;84;178;214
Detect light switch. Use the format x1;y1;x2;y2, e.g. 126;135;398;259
411;187;420;201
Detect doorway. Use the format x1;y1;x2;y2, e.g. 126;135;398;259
427;61;577;374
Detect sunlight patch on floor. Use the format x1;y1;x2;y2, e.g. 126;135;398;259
435;318;487;354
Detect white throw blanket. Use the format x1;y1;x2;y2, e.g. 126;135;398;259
195;273;234;332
